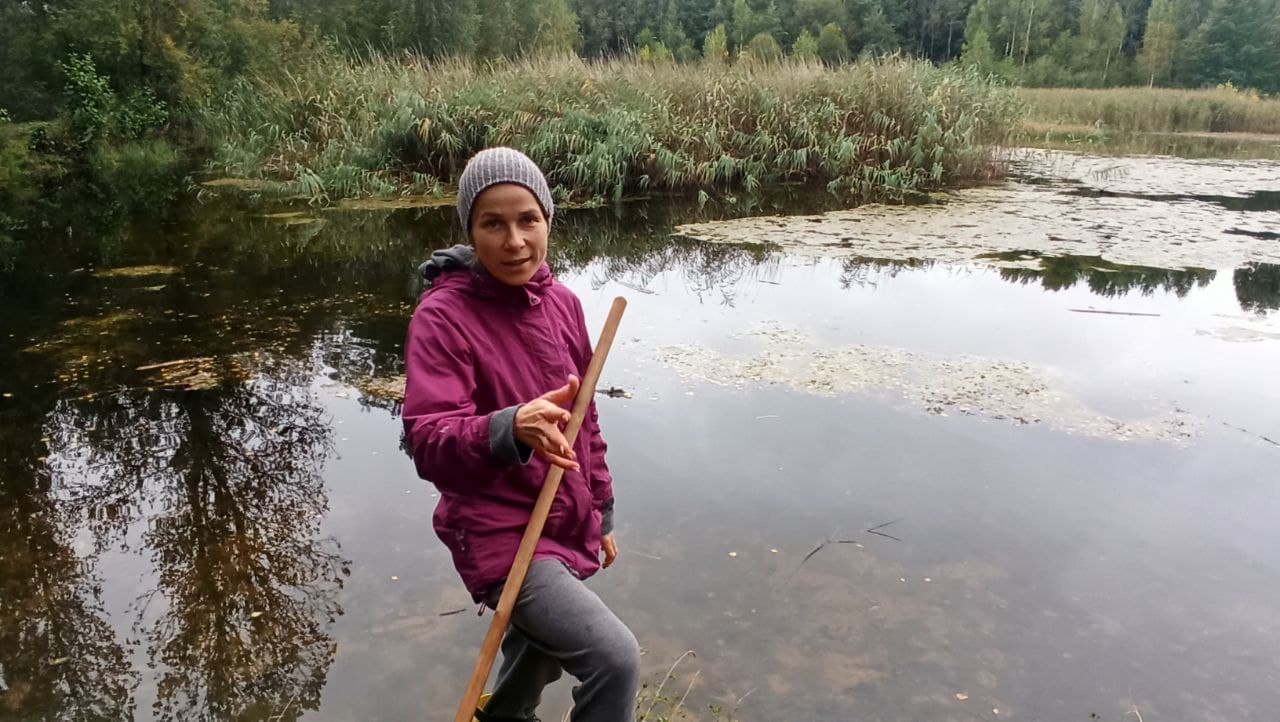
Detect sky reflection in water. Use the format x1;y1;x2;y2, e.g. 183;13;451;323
1;170;1278;721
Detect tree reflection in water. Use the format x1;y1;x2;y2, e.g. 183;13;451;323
1234;263;1280;314
4;189;1275;721
0;427;137;721
994;253;1218;298
44;359;349;722
550;209;783;306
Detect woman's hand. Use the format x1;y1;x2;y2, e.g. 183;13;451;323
514;376;580;470
601;533;618;569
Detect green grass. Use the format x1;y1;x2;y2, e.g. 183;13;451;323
199;53;1021;205
635;650;739;721
1019;86;1280;135
91;137;187;205
2;122;70;270
1;122;71;205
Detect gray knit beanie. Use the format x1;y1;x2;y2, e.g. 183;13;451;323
456;147;555;233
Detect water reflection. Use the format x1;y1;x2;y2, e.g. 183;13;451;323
3;192;1276;321
1235;263;1280;313
990;253;1218;298
28;360;350;721
554;209;1273;314
1064;187;1280;213
2;183;1279;719
0;368;140;720
551;209;782;306
0;206;399;721
0;472;137;720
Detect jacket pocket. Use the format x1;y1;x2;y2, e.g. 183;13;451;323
435;522;469;554
587;507;603;554
543;476;589;541
544;492;570;539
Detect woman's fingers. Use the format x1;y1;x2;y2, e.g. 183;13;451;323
541;404;571;425
539;448;580;471
534;420;577;469
525;399;570;426
516;377;583;468
539;375;580;406
542;426;576;460
601;533;618;568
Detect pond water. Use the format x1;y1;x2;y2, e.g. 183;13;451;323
1;151;1278;722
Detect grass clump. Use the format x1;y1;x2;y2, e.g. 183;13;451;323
199;54;1020;205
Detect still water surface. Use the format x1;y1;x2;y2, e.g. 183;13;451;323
1;152;1278;721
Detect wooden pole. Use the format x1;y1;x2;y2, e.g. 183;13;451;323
451;296;628;722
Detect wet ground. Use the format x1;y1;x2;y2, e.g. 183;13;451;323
1;151;1278;722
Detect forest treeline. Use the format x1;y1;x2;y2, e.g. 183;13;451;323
2;0;1278;125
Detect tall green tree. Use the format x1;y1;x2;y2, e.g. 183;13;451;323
963;0;1059;68
904;0;978;61
1138;0;1179;85
1172;0;1216;35
704;23;730;62
45;0;301;110
960;23;1005;76
816;21;849;63
1077;0;1128;84
848;0;902;55
730;0;782;49
530;0;583;55
962;0;1007;60
792;28;820;58
1014;0;1053;67
570;0;658;55
654;2;698;61
1179;0;1280;92
677;0;721;49
0;2;61;119
382;0;480;57
730;0;753;47
745;31;784;62
474;0;521;58
786;0;846;38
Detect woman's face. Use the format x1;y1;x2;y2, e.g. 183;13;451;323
469;183;549;287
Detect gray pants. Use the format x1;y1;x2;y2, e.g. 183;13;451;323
483;560;640;722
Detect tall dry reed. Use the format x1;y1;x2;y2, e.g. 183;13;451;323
200;53;1021;204
1019;86;1280;135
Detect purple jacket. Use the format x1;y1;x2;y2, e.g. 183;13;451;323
402;246;614;601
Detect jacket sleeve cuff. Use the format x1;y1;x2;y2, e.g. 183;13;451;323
598;497;615;536
489;405;533;465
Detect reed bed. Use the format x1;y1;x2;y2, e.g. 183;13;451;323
199;54;1021;204
1019;86;1280;135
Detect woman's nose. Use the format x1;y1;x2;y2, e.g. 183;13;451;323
503;223;526;249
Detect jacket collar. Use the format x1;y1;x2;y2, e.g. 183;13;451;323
468;261;554;306
421;244;555;306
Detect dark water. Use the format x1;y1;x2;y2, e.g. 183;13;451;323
1063;187;1280;213
1;188;1279;722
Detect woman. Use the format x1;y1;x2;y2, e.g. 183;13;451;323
402;147;640;722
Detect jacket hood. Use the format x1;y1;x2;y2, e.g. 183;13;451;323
418;244;554;303
418;244;476;286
